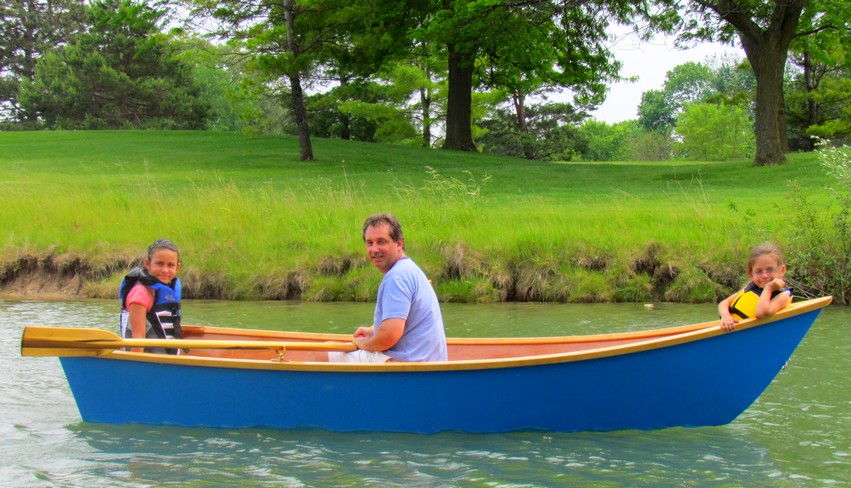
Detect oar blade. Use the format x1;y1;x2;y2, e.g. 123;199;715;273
21;326;122;357
23;326;121;343
22;345;113;357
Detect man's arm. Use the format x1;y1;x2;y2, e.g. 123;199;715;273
354;318;405;352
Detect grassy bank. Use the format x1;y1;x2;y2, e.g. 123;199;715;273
0;130;833;303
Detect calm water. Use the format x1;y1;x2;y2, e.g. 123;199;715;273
2;298;848;487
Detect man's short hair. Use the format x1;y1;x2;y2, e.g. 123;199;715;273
362;213;404;244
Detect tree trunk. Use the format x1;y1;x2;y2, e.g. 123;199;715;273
746;44;788;166
513;91;536;159
778;87;789;153
420;84;432;148
713;0;804;166
22;0;38;123
289;74;314;161
283;0;313;161
338;76;351;140
443;44;476;151
799;50;818;151
803;51;819;127
512;91;527;132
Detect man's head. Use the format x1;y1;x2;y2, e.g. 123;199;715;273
363;213;405;274
363;213;404;245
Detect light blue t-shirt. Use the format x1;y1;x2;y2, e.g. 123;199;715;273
374;257;447;362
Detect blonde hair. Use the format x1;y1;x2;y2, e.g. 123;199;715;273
748;243;783;274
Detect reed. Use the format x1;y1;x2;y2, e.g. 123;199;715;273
0;131;832;302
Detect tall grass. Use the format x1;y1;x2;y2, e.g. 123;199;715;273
0;130;834;302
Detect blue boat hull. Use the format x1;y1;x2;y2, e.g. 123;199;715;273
58;307;822;433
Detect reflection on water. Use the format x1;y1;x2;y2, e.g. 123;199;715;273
2;298;849;487
67;424;778;487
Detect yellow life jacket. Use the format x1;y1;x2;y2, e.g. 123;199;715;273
728;282;792;320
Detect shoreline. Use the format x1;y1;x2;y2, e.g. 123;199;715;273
1;249;740;304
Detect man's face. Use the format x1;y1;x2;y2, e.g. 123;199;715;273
364;223;404;274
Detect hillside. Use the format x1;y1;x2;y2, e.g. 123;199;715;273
0;131;833;303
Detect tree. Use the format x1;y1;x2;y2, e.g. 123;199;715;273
785;4;851;149
637;57;755;133
0;0;86;124
405;41;448;148
637;88;677;133
307;55;447;147
307;80;381;141
419;0;652;152
576;119;641;161
662;61;715;108
670;0;846;166
707;52;757;107
190;0;320;160
478;101;585;160
175;36;278;132
675;102;754;160
190;0;424;161
19;0;209;129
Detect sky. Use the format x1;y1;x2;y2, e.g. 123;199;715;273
589;32;743;123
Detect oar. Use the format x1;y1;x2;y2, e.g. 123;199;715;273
21;326;357;357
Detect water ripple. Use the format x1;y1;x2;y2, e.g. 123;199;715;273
2;299;849;487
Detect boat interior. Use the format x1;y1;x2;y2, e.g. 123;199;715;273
180;320;720;362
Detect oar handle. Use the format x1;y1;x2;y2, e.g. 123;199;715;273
27;338;357;352
21;326;359;357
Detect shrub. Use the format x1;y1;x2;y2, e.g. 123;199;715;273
675;103;754;161
786;139;851;304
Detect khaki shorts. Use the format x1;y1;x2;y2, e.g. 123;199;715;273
328;350;392;363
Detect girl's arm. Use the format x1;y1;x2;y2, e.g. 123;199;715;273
718;292;740;331
127;302;148;352
755;279;792;318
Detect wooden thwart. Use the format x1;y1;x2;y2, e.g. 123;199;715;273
21;326;357;357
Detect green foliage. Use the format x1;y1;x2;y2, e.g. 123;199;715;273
706;53;756;106
173;39;272;132
477;101;584;160
576;120;641;162
638;89;677;133
784;0;851;150
628;130;673;161
667;0;840;165
786;140;851;304
193;0;429;149
675;103;754;160
787;65;851;148
19;0;210;129
420;0;657;150
0;0;87;122
309;76;420;144
663;61;716;108
637;56;755;136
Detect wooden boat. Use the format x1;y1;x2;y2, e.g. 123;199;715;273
21;296;832;434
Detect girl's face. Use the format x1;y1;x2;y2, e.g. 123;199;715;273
144;249;181;284
748;254;786;288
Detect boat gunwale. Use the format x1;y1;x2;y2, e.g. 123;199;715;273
89;296;833;373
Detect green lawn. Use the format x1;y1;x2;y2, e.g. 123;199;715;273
0;130;834;303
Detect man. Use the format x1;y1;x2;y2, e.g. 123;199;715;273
327;213;447;363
